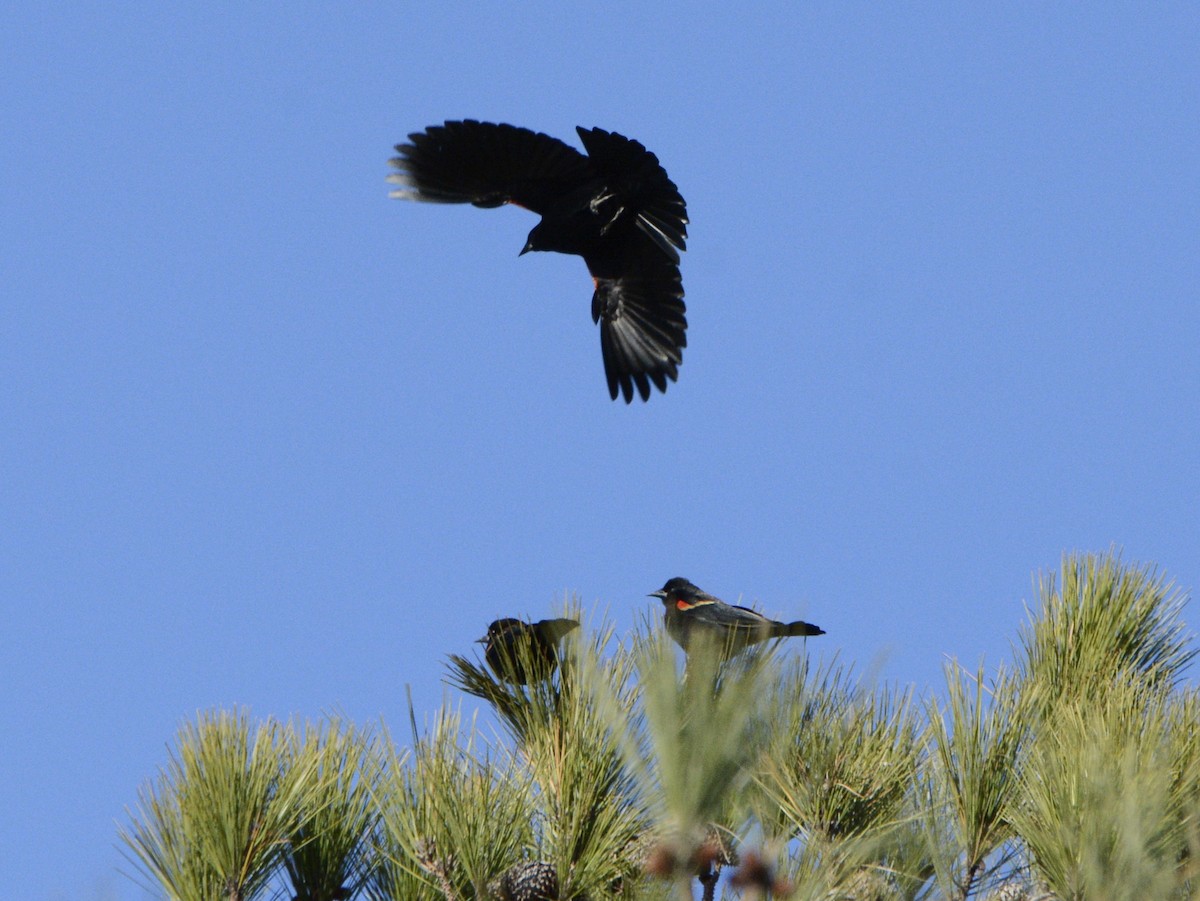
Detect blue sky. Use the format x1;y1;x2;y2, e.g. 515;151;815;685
3;4;1197;898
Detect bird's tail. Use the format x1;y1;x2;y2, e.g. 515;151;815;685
575;126;689;262
536;618;581;643
780;619;825;637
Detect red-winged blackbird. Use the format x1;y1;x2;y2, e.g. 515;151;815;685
650;577;825;658
388;120;688;403
478;617;580;685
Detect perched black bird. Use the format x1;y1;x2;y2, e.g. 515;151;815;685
478;617;580;685
650;577;824;658
388;120;688;402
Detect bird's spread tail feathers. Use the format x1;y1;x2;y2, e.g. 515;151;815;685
575;126;688;264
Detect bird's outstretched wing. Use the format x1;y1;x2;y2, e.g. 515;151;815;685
388;120;592;212
575;126;689;263
590;244;686;403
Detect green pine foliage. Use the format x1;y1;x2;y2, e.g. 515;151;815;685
755;658;927;899
923;664;1026;899
1018;552;1195;704
282;718;384;901
377;707;536;900
121;551;1198;900
119;709;321;901
1010;682;1189;901
517;622;648;900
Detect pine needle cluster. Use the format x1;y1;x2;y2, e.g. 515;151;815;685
120;551;1197;900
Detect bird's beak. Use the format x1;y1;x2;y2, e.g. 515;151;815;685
474;636;487;644
648;590;667;600
519;241;533;256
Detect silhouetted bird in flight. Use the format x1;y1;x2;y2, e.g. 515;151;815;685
389;120;688;402
477;617;580;685
650;577;824;658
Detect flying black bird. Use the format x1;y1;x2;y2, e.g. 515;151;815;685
388;120;688;402
478;617;580;685
650;577;824;658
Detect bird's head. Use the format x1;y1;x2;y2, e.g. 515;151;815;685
478;617;522;643
520;222;550;256
521;219;577;256
649;577;703;608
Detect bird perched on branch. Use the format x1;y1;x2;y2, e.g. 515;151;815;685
388;119;688;402
478;617;580;685
650;578;824;659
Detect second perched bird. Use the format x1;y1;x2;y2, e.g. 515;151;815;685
650;578;825;658
478;617;580;685
388;120;688;403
